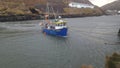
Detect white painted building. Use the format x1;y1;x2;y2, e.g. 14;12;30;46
69;2;94;9
118;11;120;14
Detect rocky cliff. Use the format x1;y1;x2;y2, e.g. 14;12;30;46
101;0;120;10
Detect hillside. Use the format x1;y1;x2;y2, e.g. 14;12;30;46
1;0;92;6
0;0;103;16
0;0;93;13
34;0;93;13
101;0;120;10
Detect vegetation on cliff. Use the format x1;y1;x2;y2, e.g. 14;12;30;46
64;6;103;16
0;1;31;16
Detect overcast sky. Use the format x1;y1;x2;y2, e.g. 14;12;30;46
89;0;117;7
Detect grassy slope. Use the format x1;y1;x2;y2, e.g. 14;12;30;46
0;0;103;16
0;1;31;16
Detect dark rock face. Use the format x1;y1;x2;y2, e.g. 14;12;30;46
118;29;120;36
29;8;39;14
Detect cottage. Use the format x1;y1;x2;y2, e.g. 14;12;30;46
69;2;94;9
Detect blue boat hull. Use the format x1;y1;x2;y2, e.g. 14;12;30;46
42;28;68;37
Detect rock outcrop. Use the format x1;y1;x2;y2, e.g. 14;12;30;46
101;0;120;10
106;53;120;68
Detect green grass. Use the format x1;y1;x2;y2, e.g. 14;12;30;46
0;1;30;16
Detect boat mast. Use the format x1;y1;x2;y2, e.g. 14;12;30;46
46;2;57;20
51;6;57;20
46;2;50;19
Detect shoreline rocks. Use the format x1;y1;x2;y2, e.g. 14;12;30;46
0;15;41;22
105;53;120;68
0;14;102;22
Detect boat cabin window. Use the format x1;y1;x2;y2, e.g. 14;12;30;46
62;23;65;26
56;23;66;26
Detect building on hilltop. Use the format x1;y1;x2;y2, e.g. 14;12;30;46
68;2;94;9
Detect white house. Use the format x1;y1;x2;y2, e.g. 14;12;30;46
69;2;94;9
118;11;120;14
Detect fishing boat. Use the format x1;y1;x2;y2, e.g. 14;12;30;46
41;15;68;37
40;3;68;37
